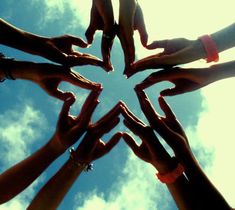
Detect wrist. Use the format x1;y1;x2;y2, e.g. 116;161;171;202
198;35;219;63
47;136;66;157
152;157;179;175
154;157;185;184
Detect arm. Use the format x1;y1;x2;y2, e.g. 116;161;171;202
120;104;196;210
128;23;235;77
0;139;63;204
0;18;105;68
136;60;235;96
27;102;123;210
0;89;101;204
135;89;233;209
0;58;101;100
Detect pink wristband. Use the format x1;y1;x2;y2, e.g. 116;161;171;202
156;163;185;184
199;34;219;63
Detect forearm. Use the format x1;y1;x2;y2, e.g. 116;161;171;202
95;0;115;28
0;18;48;56
0;139;62;203
210;60;235;81
211;23;235;53
153;160;197;210
183;151;231;210
166;175;198;210
119;0;136;30
27;159;84;210
0;58;39;81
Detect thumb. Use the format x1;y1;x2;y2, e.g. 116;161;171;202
146;40;168;50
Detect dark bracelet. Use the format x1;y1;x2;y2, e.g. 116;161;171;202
69;147;93;172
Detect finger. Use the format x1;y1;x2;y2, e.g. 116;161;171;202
59;93;76;122
68;35;88;48
85;26;96;45
160;87;183;96
85;3;103;44
67;55;107;70
158;96;176;119
104;132;122;154
123;119;143;138
64;70;101;90
146;40;169;50
135;89;157;117
94;117;120;137
134;4;148;47
75;88;102;126
136;70;171;89
122;133;140;154
101;30;116;71
120;102;145;126
93;102;122;129
129;55;175;78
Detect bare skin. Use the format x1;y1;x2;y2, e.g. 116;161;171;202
0;88;101;204
0;18;106;69
27;102;123;210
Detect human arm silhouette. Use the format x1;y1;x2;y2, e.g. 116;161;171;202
27;102;123;210
0;18;106;69
0;89;101;204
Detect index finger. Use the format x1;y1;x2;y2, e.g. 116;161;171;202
75;88;102;124
93;102;122;130
158;96;176;120
135;89;159;121
134;3;148;47
58;94;76;122
68;35;88;48
65;69;101;90
146;40;169;50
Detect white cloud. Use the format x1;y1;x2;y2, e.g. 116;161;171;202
0;104;46;167
31;0;92;30
74;150;173;210
185;79;235;207
0;104;47;208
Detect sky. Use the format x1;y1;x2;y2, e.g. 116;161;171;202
0;0;235;209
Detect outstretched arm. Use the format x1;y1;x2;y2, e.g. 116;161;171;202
135;89;233;209
128;22;235;77
0;89;101;204
121;104;196;210
136;60;235;96
0;18;106;68
27;102;123;210
0;58;101;100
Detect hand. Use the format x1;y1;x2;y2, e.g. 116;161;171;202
71;102;123;163
134;89;192;161
85;0;116;71
136;66;215;96
118;0;148;74
42;35;107;70
29;62;101;100
50;88;102;154
127;38;206;78
120;103;176;174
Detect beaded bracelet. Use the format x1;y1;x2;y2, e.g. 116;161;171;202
156;163;185;184
69;147;93;172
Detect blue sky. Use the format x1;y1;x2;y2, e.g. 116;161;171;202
0;0;235;209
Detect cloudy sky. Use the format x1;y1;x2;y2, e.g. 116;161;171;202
0;0;235;209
